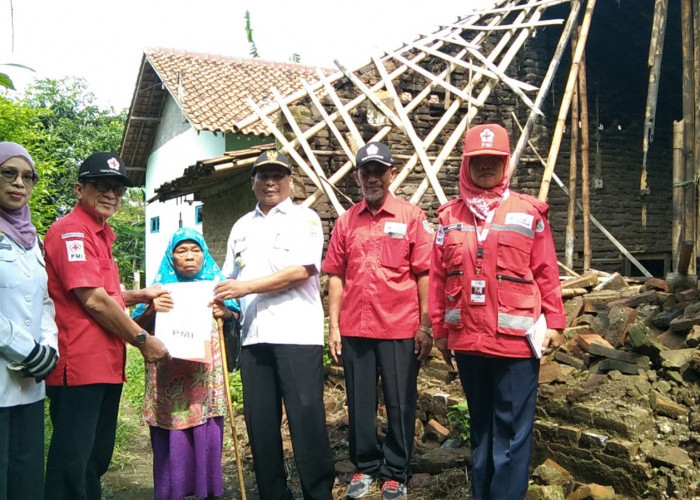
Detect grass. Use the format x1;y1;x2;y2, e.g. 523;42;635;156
44;345;245;470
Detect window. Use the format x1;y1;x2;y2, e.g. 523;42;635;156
150;216;160;233
195;205;203;225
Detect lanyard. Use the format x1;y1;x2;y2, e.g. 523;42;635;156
473;210;495;275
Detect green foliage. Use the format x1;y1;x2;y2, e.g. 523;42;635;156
244;10;259;58
446;401;471;444
0;76;146;284
110;187;147;286
0;62;34;90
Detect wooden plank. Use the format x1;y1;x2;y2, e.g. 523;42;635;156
681;0;696;273
561;271;599;289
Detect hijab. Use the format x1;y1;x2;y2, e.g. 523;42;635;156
0;142;38;249
458;124;512;220
132;227;238;317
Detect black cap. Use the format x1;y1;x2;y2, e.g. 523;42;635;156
355;142;393;169
78;152;134;187
252;150;292;176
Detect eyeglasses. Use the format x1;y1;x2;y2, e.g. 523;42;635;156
0;167;39;186
86;180;127;197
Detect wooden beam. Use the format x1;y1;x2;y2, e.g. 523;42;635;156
509;0;582;175
578;45;592;271
538;0;597;201
681;0;697;273
512;113;653;278
371;55;447;204
566;55;579;271
270;88;346;215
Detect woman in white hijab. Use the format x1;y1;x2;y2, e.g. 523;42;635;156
0;142;59;500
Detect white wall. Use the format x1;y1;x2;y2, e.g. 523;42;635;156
143;97;224;283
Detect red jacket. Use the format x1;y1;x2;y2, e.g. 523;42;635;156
428;193;566;358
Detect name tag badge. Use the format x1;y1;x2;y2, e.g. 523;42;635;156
470;279;486;305
384;222;407;239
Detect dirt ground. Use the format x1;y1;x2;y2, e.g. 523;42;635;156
101;368;471;500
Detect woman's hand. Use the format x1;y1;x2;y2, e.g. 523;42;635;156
210;299;238;321
542;328;563;355
150;292;174;313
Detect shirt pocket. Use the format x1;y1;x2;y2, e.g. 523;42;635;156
99;258;120;295
496;231;533;279
380;236;408;269
0;247;19;288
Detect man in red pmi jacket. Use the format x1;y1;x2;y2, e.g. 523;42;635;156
428;124;565;500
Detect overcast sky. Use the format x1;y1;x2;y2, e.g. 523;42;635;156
1;0;492;110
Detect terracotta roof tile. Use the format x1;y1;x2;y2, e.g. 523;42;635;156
145;48;326;135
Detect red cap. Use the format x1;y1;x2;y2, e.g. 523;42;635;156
462;124;510;157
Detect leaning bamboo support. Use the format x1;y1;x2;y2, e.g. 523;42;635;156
565;69;579;270
672;120;685;271
578;49;592;271
300;79;356;163
508;0;583;176
695;0;700;264
371;55;448;204
245;97;325;192
334;60;405;132
512;114;653;278
640;0;668;206
681;0;696;273
270;88;346;215
538;0;597;201
411;2;550;202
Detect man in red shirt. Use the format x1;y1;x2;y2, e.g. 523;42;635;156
43;153;169;500
323;142;433;500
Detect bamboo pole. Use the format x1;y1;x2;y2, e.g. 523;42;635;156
538;0;597;201
565;43;579;270
640;0;668;226
673;120;686;271
512;114;653;277
270;88;346;215
508;0;583;176
216;318;247;500
578;47;592;271
681;0;696;273
245;97;325;192
695;0;700;265
411;2;551;202
371;55;448;204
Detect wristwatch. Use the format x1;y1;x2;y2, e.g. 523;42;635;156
132;329;148;347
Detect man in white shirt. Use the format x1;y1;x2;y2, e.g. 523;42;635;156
215;150;334;500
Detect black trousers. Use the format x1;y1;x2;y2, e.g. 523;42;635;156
455;354;540;500
240;344;334;500
0;399;45;500
44;384;122;500
341;337;419;484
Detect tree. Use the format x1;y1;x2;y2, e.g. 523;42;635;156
0;76;143;285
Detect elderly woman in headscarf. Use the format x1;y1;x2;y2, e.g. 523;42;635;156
0;142;59;500
132;227;239;500
428;124;566;500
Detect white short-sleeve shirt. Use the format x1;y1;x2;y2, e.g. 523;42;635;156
222;198;324;346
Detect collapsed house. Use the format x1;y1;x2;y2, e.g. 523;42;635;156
150;0;698;281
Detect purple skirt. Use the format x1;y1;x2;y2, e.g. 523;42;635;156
150;417;224;500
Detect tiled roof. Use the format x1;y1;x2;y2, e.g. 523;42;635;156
120;48;330;185
146;48;324;135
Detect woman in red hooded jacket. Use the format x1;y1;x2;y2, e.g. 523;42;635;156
428;124;565;500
